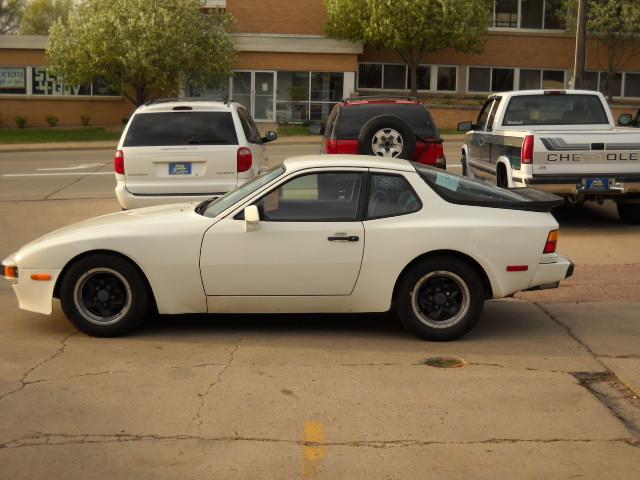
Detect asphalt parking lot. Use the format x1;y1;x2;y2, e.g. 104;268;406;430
1;141;639;479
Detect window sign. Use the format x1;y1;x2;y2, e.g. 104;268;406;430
0;67;26;94
32;67;92;96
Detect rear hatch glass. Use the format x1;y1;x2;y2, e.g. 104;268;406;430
413;163;563;212
337;104;437;140
123;112;238;146
502;94;609;126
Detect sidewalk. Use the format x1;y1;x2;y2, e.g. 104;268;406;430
0;134;466;153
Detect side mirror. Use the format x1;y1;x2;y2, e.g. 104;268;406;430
244;205;260;231
618;113;633;127
261;131;278;143
457;121;473;132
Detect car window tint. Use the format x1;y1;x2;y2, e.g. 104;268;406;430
413;163;533;203
256;172;362;221
366;174;421;219
476;99;493;131
486;97;501;131
336;104;436;140
502;94;609;126
238;107;261;143
124;112;238;147
324;105;339;139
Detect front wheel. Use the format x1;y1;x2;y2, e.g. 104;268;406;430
59;253;151;337
617;201;640;224
396;257;485;341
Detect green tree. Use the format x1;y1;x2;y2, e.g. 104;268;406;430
564;0;640;101
325;0;491;96
19;0;71;35
47;0;235;106
0;0;24;34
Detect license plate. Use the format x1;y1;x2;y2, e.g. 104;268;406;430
169;162;191;175
585;177;609;190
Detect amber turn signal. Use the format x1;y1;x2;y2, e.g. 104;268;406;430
4;265;18;279
30;273;52;281
543;230;559;254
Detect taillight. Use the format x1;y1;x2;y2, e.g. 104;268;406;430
237;147;252;173
420;142;446;167
521;135;534;164
325;139;338;154
114;149;125;174
543;230;559;254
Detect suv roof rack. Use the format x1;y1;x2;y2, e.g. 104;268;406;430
145;95;231;106
343;95;419;103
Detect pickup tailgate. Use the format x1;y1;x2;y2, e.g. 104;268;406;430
534;130;640;176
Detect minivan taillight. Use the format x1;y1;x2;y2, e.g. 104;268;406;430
521;135;534;164
237;147;252;173
114;150;125;174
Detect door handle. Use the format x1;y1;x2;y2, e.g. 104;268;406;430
328;235;359;242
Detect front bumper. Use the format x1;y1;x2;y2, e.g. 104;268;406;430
3;257;61;315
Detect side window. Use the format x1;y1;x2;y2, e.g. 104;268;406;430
476;99;494;131
255;172;363;222
237;107;260;143
366;174;421;219
486;97;501;131
324;105;339;139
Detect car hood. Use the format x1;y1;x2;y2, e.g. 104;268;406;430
6;203;215;268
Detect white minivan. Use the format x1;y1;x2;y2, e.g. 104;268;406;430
114;99;277;209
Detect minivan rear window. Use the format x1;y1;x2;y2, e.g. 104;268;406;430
336;104;437;140
123;112;238;147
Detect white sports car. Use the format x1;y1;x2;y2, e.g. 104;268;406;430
3;155;573;341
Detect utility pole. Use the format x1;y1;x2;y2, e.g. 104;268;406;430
573;0;588;88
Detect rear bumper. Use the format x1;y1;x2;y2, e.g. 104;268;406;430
525;256;574;291
115;184;225;210
520;175;640;196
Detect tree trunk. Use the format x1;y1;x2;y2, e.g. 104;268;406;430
135;84;147;106
409;59;418;98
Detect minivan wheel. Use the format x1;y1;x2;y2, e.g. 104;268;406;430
397;257;484;341
59;253;150;337
617;201;640;224
358;115;416;160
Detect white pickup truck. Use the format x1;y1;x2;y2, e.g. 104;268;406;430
458;90;640;223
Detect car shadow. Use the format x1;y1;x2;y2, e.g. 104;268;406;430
551;200;625;230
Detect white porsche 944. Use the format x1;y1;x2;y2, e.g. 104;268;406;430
3;155;574;341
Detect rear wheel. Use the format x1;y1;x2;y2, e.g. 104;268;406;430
496;164;508;188
396;257;485;341
59;253;151;337
461;153;468;176
617;201;640;224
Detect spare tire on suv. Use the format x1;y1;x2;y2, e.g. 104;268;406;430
358;114;416;160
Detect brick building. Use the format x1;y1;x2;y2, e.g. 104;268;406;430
1;0;639;128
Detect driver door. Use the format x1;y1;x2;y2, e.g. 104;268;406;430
200;169;365;296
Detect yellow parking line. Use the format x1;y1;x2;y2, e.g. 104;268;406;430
302;420;326;478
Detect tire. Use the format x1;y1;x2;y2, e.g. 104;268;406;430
396;256;485;341
59;253;151;337
358;115;416;160
617;201;640;225
461;153;468;177
496;164;508;189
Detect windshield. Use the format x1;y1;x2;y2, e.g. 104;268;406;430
198;165;285;218
502;94;609;126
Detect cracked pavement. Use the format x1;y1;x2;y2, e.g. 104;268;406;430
1;147;640;478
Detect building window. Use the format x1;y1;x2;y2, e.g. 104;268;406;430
492;68;515;91
468;67;491;92
276;71;310;122
358;64;382;89
599;72;622;98
383;64;407;89
310;72;343;121
542;70;565;89
0;67;27;94
519;69;542;90
415;65;431;90
437;66;457;92
493;0;566;30
624;73;640;98
583;71;599;91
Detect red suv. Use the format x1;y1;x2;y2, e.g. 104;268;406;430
321;96;446;168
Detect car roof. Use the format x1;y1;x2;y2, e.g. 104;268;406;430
282;154;416;172
490;89;605;98
134;101;237;114
342;96;420;107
